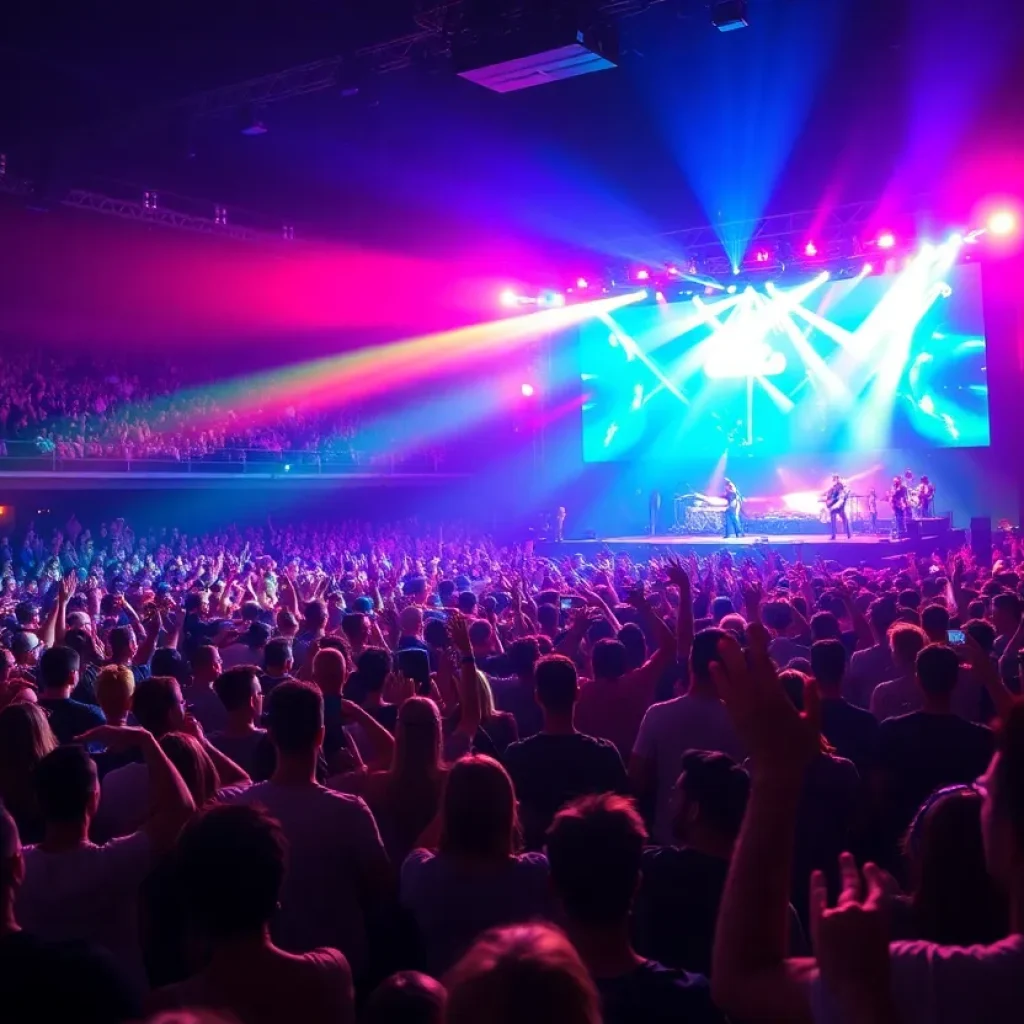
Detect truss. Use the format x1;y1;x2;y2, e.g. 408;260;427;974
656;200;882;256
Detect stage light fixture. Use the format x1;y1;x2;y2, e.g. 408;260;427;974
576;277;589;289
862;262;874;275
666;266;679;276
988;209;1017;236
877;232;896;249
655;291;666;303
755;249;771;263
499;288;518;308
712;0;749;31
727;284;738;294
635;269;650;280
804;241;817;256
520;383;535;397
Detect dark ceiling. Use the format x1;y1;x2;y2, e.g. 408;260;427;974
3;0;1023;256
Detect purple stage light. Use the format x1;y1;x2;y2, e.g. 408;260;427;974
635;269;650;281
877;232;896;249
521;383;535;397
577;277;589;289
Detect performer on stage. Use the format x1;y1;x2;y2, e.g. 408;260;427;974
891;475;910;539
824;474;852;540
555;506;566;542
866;488;879;535
917;476;935;518
723;478;743;539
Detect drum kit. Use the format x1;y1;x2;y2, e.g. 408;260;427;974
672;493;726;535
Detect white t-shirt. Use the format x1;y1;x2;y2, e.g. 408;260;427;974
220;781;388;975
632;694;745;844
16;831;152;990
812;934;1024;1024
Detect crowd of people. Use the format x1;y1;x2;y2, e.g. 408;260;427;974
0;353;364;463
2;509;1024;1023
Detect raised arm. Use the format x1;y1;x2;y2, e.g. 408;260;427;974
666;558;695;663
450;611;481;739
710;626;819;1024
77;725;195;854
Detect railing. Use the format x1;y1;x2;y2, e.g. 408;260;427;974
0;439;447;475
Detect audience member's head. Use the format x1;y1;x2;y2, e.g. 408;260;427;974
811;638;847;694
263;638;293;676
547;793;646;928
440;755;519;861
591;638;628;681
690;627;727;688
132;675;186;737
364;972;446;1024
671;749;750;851
915;644;961;701
444;924;600;1024
265;680;324;758
94;664;135;724
867;596;900;643
37;646;80;696
311;647;346;697
534;655;578;718
506;637;541;679
992;593;1022;637
889;622;929;673
904;784;1007;946
34;744;99;827
921;603;951;644
214;666;263;723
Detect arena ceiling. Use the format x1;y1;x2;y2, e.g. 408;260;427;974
3;0;1023;257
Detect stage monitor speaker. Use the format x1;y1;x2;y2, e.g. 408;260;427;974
906;518;921;541
970;516;992;567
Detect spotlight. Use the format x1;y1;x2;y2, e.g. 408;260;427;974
732;266;740;276
804;241;817;256
520;383;535;397
576;277;589;289
666;266;679;276
635;269;650;281
877;232;896;249
754;249;771;263
862;262;874;275
726;284;738;294
655;291;666;303
499;289;518;308
988;210;1017;236
284;464;291;472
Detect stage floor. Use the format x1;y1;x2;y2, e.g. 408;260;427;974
535;530;964;566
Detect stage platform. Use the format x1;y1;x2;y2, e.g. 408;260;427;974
536;529;965;567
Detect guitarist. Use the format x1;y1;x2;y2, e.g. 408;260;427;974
825;474;851;540
723;478;743;539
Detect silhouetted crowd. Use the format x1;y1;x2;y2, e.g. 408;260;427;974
3;513;1024;1023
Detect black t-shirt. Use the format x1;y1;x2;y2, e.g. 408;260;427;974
37;697;105;745
503;731;628;849
633;847;729;977
0;930;141;1024
820;697;879;773
878;711;995;834
596;959;723;1024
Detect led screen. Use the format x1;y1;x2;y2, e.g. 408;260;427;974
581;260;989;461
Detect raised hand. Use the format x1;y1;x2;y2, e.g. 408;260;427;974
75;724;151;752
810;854;894;1020
448;610;472;656
664;556;692;595
710;624;820;779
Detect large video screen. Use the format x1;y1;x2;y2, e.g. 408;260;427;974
581;261;989;461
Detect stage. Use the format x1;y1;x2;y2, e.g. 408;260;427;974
536;528;966;566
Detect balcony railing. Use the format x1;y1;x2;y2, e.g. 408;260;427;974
0;439;446;475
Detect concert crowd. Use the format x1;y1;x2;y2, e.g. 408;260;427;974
0;353;364;463
2;509;1024;1024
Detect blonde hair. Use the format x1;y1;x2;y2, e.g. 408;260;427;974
444;923;600;1024
95;664;135;720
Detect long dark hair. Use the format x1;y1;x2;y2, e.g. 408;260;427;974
440;755;520;861
904;785;1008;945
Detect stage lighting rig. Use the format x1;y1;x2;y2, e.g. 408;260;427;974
712;0;748;32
